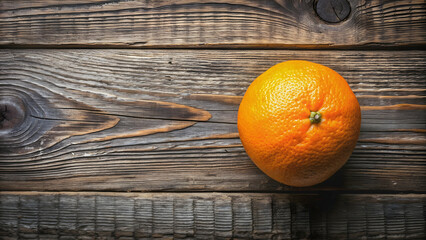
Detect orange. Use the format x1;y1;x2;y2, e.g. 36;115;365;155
238;60;361;187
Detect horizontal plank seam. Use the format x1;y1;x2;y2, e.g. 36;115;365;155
1;190;426;195
1;44;426;51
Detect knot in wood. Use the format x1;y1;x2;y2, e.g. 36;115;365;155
314;0;351;23
0;96;26;134
0;85;55;154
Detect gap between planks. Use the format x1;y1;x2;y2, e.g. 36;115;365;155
1;43;426;51
2;190;426;195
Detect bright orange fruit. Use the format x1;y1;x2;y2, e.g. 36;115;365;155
238;60;361;187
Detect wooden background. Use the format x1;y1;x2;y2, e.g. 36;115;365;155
0;0;425;239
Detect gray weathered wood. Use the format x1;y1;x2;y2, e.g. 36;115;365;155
0;0;425;48
0;192;425;239
0;49;425;192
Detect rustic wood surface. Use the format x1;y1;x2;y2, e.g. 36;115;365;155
1;192;425;239
1;49;425;192
1;0;426;239
1;0;425;48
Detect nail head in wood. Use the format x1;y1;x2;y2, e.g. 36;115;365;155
315;0;351;23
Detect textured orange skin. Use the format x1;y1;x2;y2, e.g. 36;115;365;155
238;60;361;187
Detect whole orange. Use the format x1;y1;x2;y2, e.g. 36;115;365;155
238;60;361;187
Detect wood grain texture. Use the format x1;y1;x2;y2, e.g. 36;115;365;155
0;192;425;239
0;49;425;192
1;0;425;48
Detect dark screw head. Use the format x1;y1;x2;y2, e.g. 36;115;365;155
315;0;351;23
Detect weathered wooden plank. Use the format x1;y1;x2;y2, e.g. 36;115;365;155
253;197;273;238
76;195;96;237
174;198;194;238
0;195;19;239
272;197;291;239
194;198;214;239
134;198;153;238
214;197;233;238
152;197;174;237
0;192;425;239
39;194;59;239
114;196;135;238
0;0;425;48
0;49;425;192
18;195;39;239
233;196;252;238
58;195;78;238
